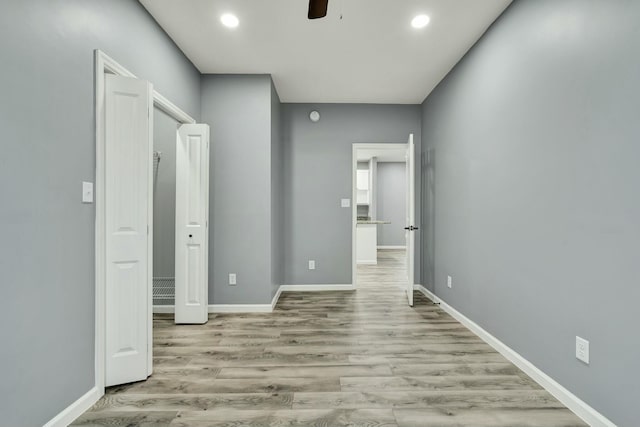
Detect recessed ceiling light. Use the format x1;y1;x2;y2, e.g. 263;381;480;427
411;14;430;29
220;13;239;28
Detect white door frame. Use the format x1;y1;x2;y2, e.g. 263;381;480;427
94;49;195;394
351;143;412;288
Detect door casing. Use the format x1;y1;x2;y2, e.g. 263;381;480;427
94;49;196;394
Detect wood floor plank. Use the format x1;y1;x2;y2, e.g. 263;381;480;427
217;364;392;379
169;409;397;427
340;375;541;392
187;353;355;367
292;390;567;410
393;408;587;427
74;249;585;427
390;362;521;376
108;376;341;394
72;411;178;426
90;393;293;412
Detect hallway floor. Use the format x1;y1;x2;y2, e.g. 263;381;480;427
73;249;586;426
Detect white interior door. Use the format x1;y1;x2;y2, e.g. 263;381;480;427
175;124;210;324
405;134;416;306
105;74;153;386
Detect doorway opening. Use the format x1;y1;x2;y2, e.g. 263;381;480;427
351;137;416;306
152;108;178;311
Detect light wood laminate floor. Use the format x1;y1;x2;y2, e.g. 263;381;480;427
74;249;586;426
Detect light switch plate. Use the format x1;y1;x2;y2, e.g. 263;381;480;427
82;182;94;203
308;260;316;270
229;273;237;286
341;199;351;208
447;275;452;288
576;336;589;364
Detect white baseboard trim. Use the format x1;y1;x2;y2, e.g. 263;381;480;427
377;245;406;250
271;285;283;311
153;305;175;314
280;284;355;292
413;285;616;427
271;284;354;310
44;386;101;427
356;260;377;265
208;304;273;313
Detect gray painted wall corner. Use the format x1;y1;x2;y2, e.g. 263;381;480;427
270;78;285;299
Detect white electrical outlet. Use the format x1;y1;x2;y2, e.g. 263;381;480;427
576;336;590;364
229;273;237;286
308;260;316;270
341;199;351;208
447;275;452;288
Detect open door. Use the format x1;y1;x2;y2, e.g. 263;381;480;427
175;124;210;324
104;74;153;386
405;134;416;306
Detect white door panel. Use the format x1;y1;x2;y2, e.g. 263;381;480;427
175;124;210;324
105;74;153;386
405;134;415;307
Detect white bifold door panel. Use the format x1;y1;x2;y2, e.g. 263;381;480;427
104;74;153;386
405;134;416;307
175;124;210;324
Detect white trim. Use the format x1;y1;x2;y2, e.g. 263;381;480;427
191;285;356;315
154;90;195;125
356;260;377;265
351;144;358;288
280;284;355;292
413;285;617;427
43;387;100;427
413;284;439;303
377;245;406;250
271;285;283;311
94;49;196;398
209;304;273;313
94;48;108;396
153;305;175;314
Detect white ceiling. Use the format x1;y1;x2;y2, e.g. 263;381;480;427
140;0;511;104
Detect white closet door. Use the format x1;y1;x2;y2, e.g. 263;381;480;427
105;74;153;386
405;134;416;307
175;124;210;324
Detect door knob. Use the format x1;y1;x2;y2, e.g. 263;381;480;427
189;234;193;238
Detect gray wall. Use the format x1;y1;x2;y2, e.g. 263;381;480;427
153;107;178;304
420;1;639;425
376;162;406;247
0;1;201;425
200;75;274;305
283;104;421;285
271;79;285;298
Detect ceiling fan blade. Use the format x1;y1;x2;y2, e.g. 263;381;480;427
308;0;328;19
